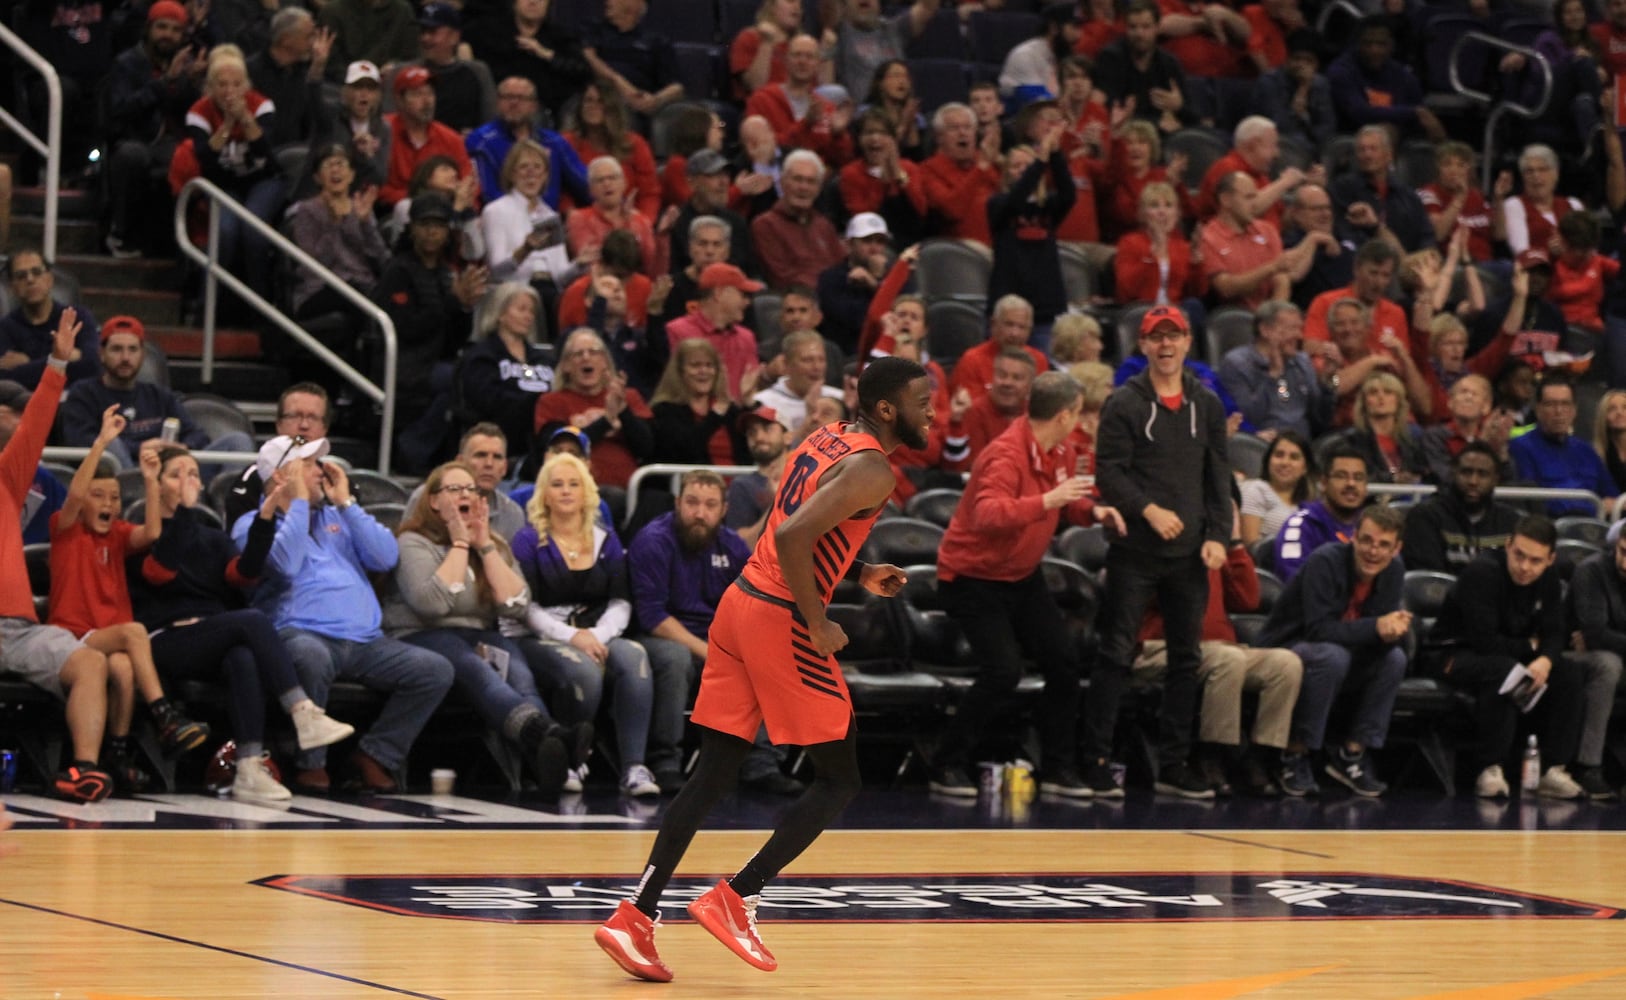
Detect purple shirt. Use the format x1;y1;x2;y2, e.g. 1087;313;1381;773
628;511;751;639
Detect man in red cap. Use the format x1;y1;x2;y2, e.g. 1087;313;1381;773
380;64;474;206
105;0;204;258
1085;303;1233;798
58;316;254;469
666;263;765;405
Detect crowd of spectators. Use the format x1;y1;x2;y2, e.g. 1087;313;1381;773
5;0;1626;805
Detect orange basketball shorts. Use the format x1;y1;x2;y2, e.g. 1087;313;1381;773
691;584;853;747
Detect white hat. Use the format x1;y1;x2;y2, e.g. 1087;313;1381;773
345;60;382;85
256;434;331;485
844;212;890;240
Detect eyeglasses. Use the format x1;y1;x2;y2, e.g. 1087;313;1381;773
1328;471;1368;484
434;483;480;495
9;266;46;281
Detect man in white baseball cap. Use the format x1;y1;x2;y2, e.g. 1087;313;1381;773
816;212;896;353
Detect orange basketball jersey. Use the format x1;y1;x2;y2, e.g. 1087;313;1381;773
740;422;884;607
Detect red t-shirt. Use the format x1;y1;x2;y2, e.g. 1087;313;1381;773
1589;22;1626;78
1158;0;1248;78
1548;252;1621;332
728;26;789;100
47;512;137;637
1242;4;1288;69
1344;577;1374;621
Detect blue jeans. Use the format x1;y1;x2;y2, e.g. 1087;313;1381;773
218;176;286;302
401;628;549;736
639;634;784;781
280;627;454;771
520;634;654;769
1288;642;1406;752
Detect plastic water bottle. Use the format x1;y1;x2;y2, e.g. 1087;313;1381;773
1520;734;1542;793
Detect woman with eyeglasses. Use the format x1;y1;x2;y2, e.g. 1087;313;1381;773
511;451;661;798
533;328;653;489
1239;432;1318;546
382;460;591;795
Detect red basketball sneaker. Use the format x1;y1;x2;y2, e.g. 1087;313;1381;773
594;900;674;982
688;880;777;972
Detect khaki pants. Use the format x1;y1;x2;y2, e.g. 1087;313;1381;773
1133;641;1302;749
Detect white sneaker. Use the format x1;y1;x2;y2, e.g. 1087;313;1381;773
563;764;588;794
1475;764;1509;798
1538;765;1583;800
292;703;355;750
233;752;292;802
621;764;661;798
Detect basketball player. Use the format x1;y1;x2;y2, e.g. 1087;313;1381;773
595;356;934;982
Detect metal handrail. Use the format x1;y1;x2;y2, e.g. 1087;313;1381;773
173;178;398;473
1368;482;1606;518
0;22;60;260
1315;0;1366;36
624;463;756;526
1449;31;1554;192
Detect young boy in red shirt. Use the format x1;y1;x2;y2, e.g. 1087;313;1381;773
1548;212;1620;334
49;405;208;791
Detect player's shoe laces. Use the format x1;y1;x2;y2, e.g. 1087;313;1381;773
688;879;777;972
594;900;674;982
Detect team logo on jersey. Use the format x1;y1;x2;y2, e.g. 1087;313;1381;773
257;873;1622;923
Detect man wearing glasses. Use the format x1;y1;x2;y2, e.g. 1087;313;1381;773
1257;503;1409;797
1275;441;1372;581
1510;373;1618;517
1086;305;1232;798
1280;183;1354;310
223;382;334;525
0;250;101;389
464;76;587;207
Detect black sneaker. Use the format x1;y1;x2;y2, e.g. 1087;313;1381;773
1239;751;1280;797
154;702;210;754
1197;756;1233;797
1039;764;1092;798
928;765;977;797
1325;747;1386;798
1154;761;1217;799
1572;765;1617;801
1085;758;1124;799
1278;752;1319;797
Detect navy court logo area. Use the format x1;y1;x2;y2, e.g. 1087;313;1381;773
258;873;1623;923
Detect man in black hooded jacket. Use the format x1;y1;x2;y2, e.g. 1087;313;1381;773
1085;304;1231;799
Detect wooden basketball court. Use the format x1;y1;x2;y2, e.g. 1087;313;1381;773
3;788;1625;999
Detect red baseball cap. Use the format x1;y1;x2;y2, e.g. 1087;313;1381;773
394;65;433;95
737;405;786;432
147;0;188;24
1138;304;1191;337
699;263;765;293
1516;248;1552;271
100;315;146;345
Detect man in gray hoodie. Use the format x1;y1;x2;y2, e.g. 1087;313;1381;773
1086;305;1232;798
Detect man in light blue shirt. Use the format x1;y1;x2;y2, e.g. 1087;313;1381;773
234;436;453;792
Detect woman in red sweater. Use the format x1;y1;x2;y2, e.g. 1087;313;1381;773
1114;181;1206;317
839;109;928;247
564;79;661;222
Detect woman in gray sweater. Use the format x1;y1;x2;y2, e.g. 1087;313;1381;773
383;460;589;794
